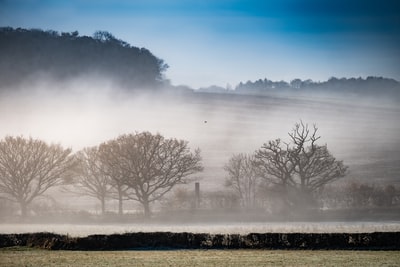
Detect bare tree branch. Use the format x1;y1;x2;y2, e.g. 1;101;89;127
254;121;348;208
71;146;114;215
99;132;203;218
0;136;75;217
224;153;260;208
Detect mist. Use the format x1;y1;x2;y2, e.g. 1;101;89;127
1;76;399;184
1;73;400;236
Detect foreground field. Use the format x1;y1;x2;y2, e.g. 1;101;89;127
1;247;399;267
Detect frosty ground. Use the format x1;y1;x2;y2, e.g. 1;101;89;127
1;247;399;267
1;221;400;237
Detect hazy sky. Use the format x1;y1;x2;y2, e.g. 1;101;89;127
1;0;399;88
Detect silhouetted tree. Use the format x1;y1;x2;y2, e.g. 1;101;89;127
0;136;75;217
0;27;168;89
290;79;302;89
100;132;203;218
234;76;400;99
224;153;260;208
72;147;113;215
255;121;348;208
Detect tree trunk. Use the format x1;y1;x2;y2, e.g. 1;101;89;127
142;199;151;219
101;198;106;216
118;194;123;216
118;187;123;216
20;201;28;218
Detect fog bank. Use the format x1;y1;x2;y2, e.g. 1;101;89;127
1;77;399;190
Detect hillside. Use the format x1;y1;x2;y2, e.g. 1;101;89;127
0;27;399;188
0;27;168;90
2;27;399;100
184;91;400;187
200;77;400;101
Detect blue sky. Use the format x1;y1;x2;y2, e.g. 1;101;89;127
1;0;399;88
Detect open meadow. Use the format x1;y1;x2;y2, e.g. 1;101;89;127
1;247;399;267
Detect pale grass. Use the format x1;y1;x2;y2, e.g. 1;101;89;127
1;221;400;237
0;247;399;267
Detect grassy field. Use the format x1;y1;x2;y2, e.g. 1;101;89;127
0;247;399;267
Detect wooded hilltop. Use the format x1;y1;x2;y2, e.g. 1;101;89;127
1;27;400;99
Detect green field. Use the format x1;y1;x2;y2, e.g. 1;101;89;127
0;247;399;267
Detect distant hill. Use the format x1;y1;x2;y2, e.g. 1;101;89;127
1;27;399;99
0;27;168;90
199;77;400;100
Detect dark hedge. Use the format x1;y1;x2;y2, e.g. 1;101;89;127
0;232;399;250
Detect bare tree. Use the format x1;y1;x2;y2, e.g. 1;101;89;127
288;121;348;192
254;139;294;189
98;142;133;216
101;132;203;218
224;153;260;208
73;147;113;215
255;121;348;207
0;136;75;217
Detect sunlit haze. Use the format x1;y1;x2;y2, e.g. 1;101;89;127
0;0;400;237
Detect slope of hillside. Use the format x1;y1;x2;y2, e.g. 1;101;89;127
0;27;168;90
184;91;400;187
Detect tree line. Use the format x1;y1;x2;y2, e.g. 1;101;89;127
2;27;399;98
199;76;400;100
2;26;399;101
0;132;202;218
223;121;348;211
235;76;400;93
0;122;398;220
0;27;168;90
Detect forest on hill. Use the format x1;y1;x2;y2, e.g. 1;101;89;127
0;27;399;222
235;76;400;96
1;27;400;100
0;27;168;90
200;77;400;100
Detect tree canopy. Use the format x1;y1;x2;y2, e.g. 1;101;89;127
254;121;348;208
224;153;260;208
0;27;168;90
99;132;203;217
72;147;114;215
0;136;75;217
234;76;400;98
